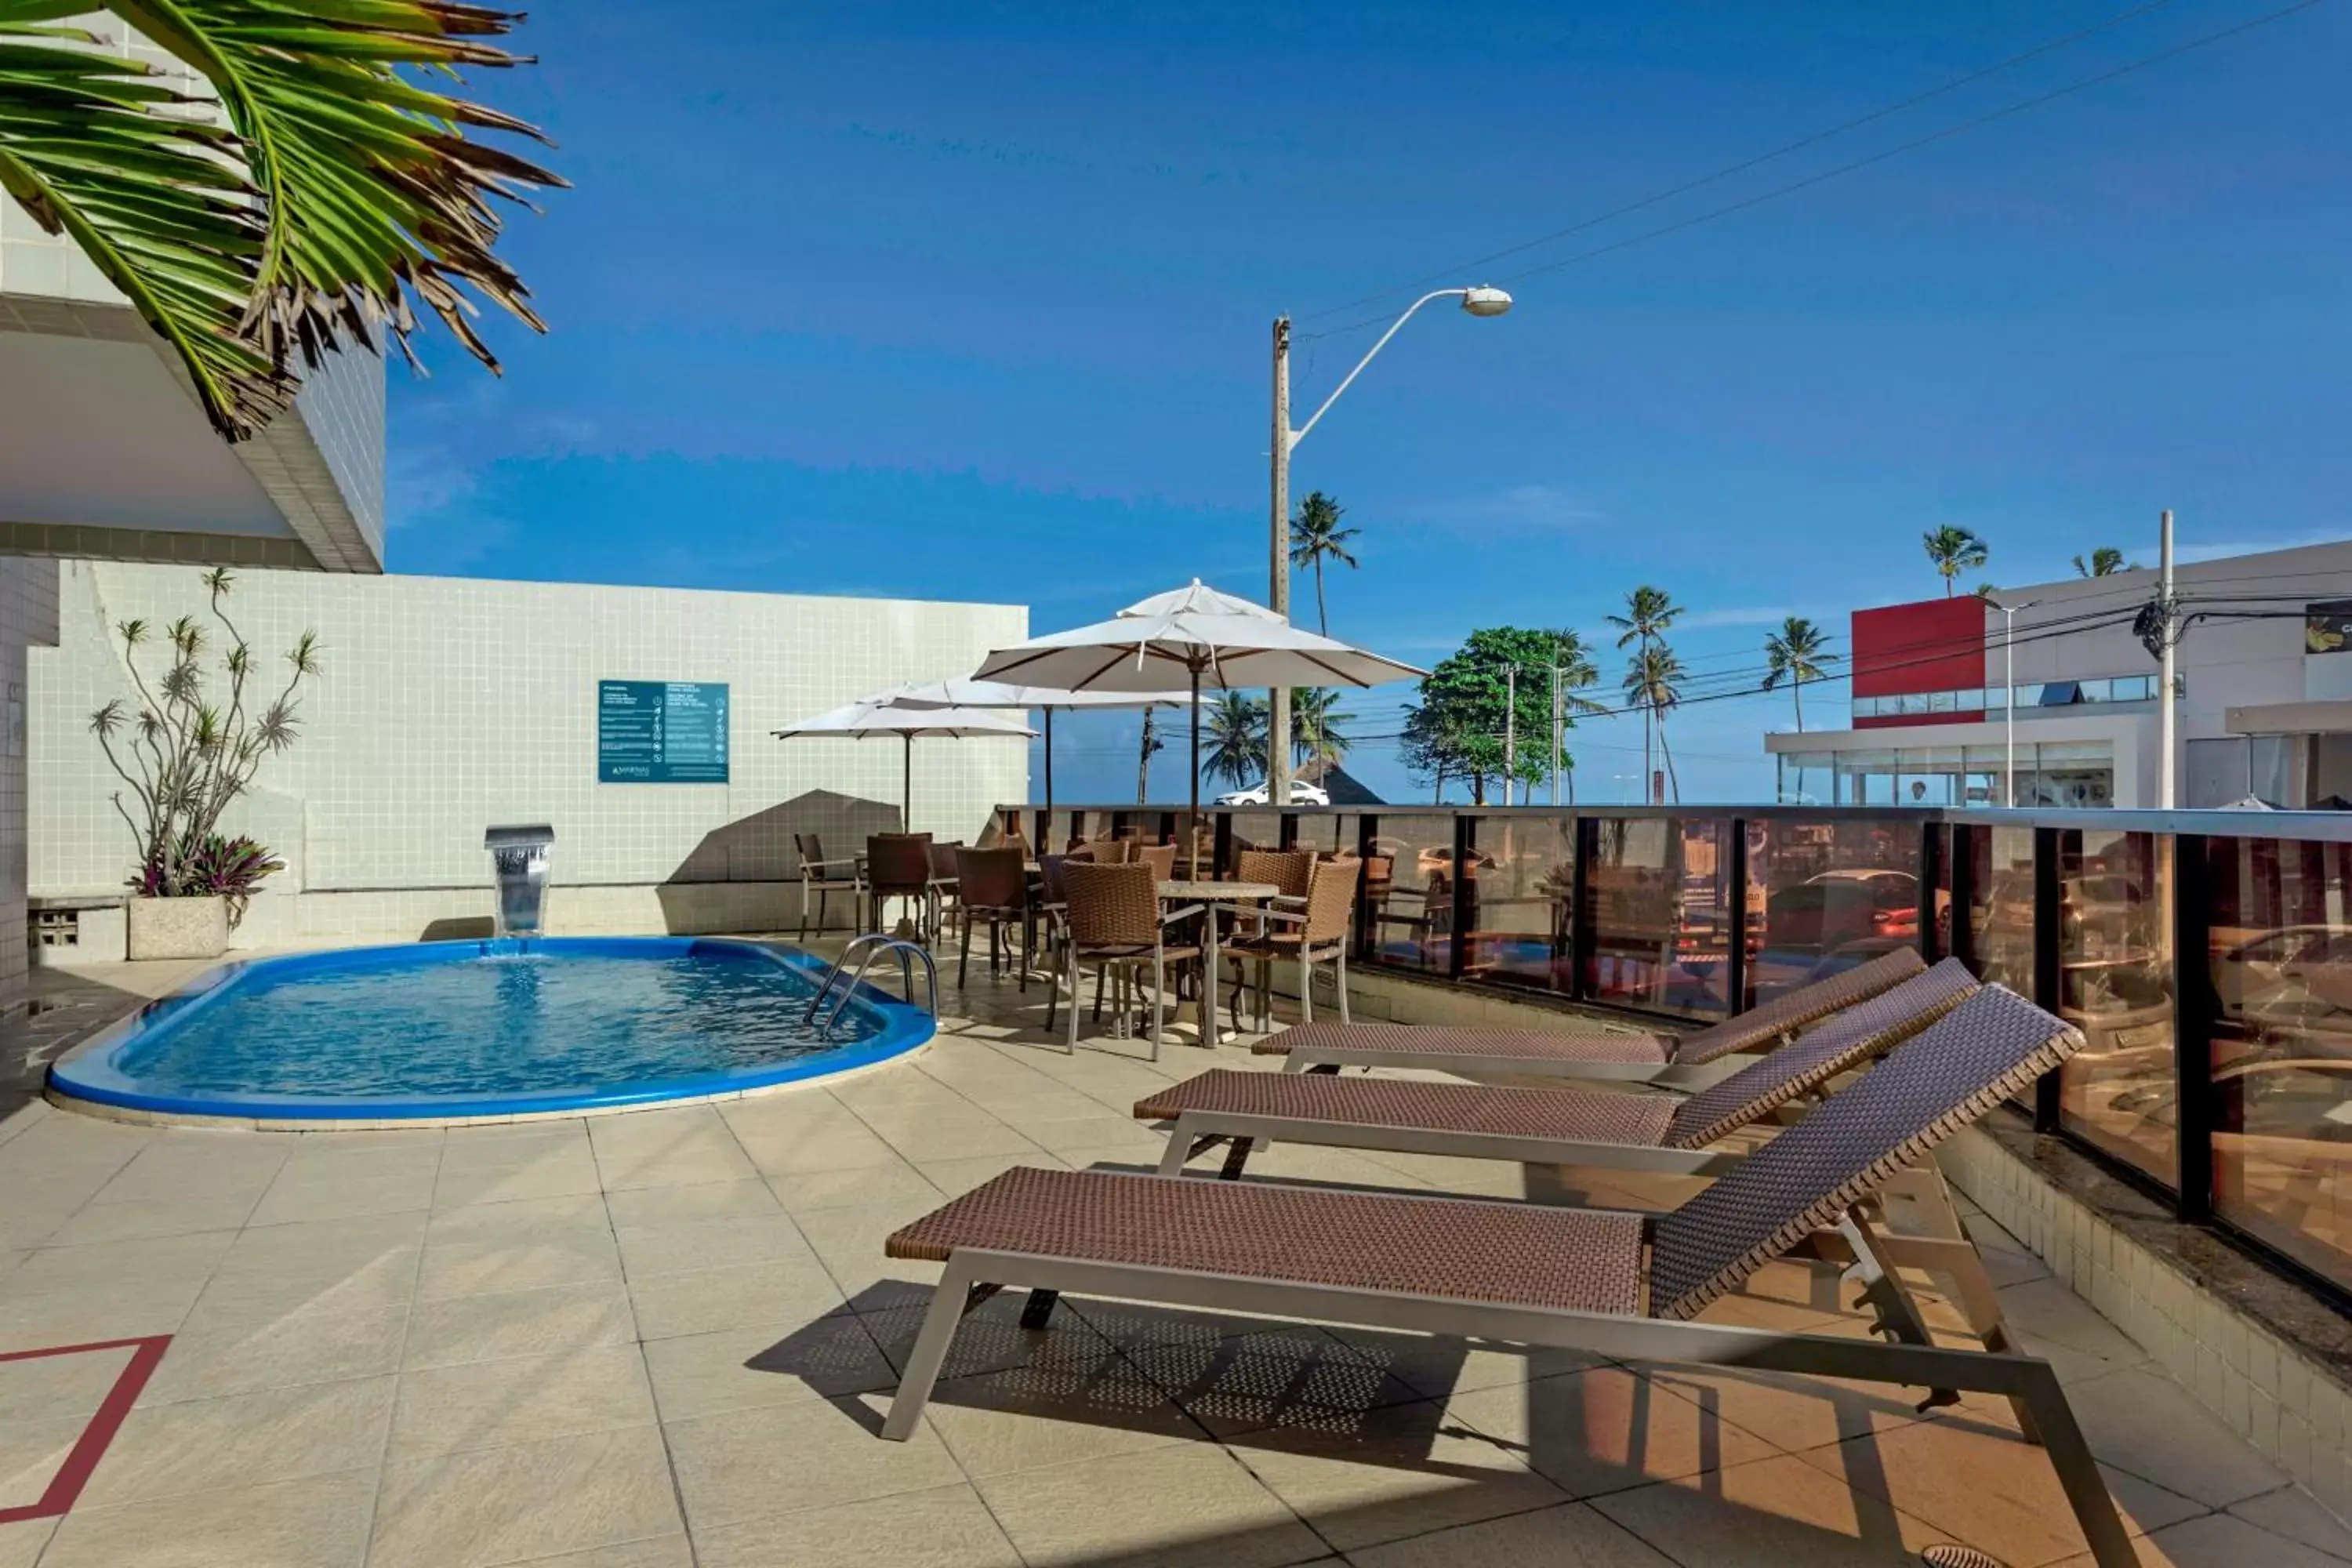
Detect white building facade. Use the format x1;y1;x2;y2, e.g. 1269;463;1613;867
1769;539;2352;810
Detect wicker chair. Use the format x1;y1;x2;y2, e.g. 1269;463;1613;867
866;833;936;941
953;846;1029;990
1057;862;1202;1058
1224;855;1360;1032
926;840;964;942
1132;843;1176;881
794;833;866;942
1235;848;1314;904
1076;837;1127;865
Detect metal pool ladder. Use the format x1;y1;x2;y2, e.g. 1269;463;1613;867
805;934;938;1036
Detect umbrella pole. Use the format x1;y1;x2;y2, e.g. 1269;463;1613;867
1043;708;1054;851
902;734;913;829
1189;667;1202;878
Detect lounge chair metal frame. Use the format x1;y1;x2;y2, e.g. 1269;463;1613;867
876;1210;2129;1567
1267;946;1932;1089
872;985;2134;1566
1155;958;1982;1183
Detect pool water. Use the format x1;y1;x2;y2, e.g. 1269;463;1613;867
51;937;933;1122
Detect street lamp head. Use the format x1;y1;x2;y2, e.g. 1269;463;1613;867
1460;285;1513;318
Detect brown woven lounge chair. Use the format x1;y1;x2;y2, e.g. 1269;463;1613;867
1142;957;1980;1181
875;985;2131;1567
1256;944;1929;1088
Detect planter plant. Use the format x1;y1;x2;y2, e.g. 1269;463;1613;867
89;568;318;957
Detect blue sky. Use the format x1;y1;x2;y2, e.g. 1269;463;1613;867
385;1;2351;804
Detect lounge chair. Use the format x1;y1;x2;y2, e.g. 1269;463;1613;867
1255;944;1929;1088
876;984;2130;1565
1142;956;1980;1181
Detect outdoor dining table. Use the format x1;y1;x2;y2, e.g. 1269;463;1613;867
1156;879;1280;1049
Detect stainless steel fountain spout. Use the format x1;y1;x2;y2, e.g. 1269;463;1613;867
484;825;556;938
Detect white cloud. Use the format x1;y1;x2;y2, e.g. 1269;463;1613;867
1676;605;1801;630
1407;484;1599;530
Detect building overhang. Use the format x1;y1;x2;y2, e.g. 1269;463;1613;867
0;296;383;573
2226;700;2352;736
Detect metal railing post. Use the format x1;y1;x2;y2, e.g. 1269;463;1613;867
1448;813;1474;983
1725;819;1749;1016
1570;816;1596;1004
1918;821;1944;964
2171;833;2215;1220
2034;825;2065;1134
1354;813;1378;960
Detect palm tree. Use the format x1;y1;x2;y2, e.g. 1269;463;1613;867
0;5;560;442
1761;616;1833;731
1922;526;1990;598
1621;643;1687;803
1288;687;1352;770
2073;547;2138;577
1200;692;1267;790
1605;587;1681;793
1287;492;1360;634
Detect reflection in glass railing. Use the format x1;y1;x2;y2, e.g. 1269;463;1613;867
1468;817;1575;994
1365;815;1459;974
2054;830;2177;1185
1748;819;1926;1007
2210;837;2352;1285
1584;819;1732;1018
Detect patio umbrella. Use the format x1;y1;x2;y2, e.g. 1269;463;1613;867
771;699;1036;826
972;579;1424;869
878;677;1193;846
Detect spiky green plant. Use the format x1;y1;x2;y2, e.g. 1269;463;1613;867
89;568;319;902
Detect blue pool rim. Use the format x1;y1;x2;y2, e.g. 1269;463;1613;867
46;935;936;1124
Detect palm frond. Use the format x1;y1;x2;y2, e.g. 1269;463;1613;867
0;22;284;431
0;1;560;439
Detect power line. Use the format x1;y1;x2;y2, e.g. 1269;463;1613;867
1301;0;2324;342
1298;0;2179;326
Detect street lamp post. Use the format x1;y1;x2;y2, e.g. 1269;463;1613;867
1268;285;1512;806
1997;597;2038;807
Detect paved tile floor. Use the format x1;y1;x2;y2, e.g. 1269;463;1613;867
0;940;2345;1567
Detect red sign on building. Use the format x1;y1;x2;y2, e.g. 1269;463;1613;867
1851;597;1987;728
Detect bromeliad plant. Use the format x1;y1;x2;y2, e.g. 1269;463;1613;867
90;568;319;912
0;0;562;442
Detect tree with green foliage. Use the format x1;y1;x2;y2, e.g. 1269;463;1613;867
1622;641;1688;802
1200;691;1267;790
1401;627;1595;804
1923;525;1990;598
0;2;561;444
1606;586;1681;793
1761;615;1835;732
1288;687;1352;770
2073;547;2138;577
1287;492;1360;634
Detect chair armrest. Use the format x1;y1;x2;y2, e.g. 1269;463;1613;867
1248;906;1308;926
1269;893;1308;907
803;856;860;873
1159;903;1205;926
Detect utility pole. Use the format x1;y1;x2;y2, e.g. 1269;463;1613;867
2158;508;2176;809
1550;663;1563;806
1268;317;1293;811
1502;666;1518;807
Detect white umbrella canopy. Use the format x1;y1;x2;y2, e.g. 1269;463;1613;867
975;580;1425;695
973;580;1425;864
878;678;1194;845
772;699;1035;826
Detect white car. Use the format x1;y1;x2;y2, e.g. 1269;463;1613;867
1214;781;1331;807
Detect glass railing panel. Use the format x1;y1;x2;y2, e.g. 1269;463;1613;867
2055;829;2178;1187
1364;815;1458;975
1225;811;1282;865
1748;818;1926;1007
1584;818;1733;1018
1291;811;1356;857
1968;825;2038;996
1467;815;1575;994
2209;835;2352;1287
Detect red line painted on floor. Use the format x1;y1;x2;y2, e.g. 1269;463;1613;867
0;1335;172;1524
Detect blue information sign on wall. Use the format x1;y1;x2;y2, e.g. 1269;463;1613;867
598;681;730;783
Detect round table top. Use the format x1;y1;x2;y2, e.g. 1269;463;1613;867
1158;880;1280;901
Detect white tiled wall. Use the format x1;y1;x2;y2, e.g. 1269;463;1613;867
29;563;1025;940
1;558;60;1011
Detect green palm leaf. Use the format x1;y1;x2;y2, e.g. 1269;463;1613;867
0;0;560;440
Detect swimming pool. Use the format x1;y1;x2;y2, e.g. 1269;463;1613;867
48;936;934;1125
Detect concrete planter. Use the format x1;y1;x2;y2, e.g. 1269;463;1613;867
127;895;229;961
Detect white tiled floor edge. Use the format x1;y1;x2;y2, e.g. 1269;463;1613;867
1936;1123;2352;1528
